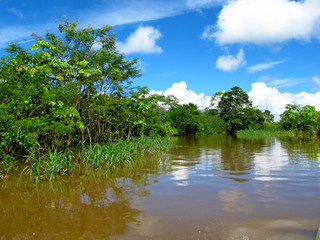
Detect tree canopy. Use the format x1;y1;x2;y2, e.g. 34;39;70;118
0;19;143;158
212;86;264;134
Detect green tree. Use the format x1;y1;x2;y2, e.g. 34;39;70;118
212;86;254;134
168;103;201;135
280;104;320;134
0;19;141;158
263;110;274;123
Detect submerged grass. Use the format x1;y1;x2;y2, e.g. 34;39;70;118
22;149;75;183
82;137;170;170
19;137;170;182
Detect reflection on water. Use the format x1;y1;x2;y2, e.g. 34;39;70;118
1;135;320;239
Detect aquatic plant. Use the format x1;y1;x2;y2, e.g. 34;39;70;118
0;154;17;175
21;137;170;182
22;149;75;183
81;137;170;171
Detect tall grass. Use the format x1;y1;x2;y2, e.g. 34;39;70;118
237;129;298;137
1;154;17;178
81;137;170;170
21;137;170;182
22;149;75;183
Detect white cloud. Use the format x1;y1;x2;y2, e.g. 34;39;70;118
216;49;246;71
312;76;320;91
186;0;225;8
249;82;320;118
248;61;284;73
8;8;24;18
205;0;320;44
0;22;54;48
117;26;163;55
89;0;183;27
150;81;211;109
0;27;33;48
258;76;307;88
151;81;320;119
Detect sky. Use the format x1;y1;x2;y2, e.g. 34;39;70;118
1;0;320;118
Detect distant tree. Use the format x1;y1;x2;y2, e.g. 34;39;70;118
280;104;320;134
263;110;274;123
212;86;255;134
168;103;201;135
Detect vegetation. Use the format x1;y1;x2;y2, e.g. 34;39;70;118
212;86;264;134
21;137;169;183
1;19;320;180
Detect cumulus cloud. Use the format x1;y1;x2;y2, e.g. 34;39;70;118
117;25;163;54
151;81;320;119
249;82;320;118
248;61;284;73
216;49;246;71
205;0;320;44
150;81;211;109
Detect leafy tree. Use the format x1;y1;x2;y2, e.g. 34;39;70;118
212;86;254;134
263;110;274;123
280;104;320;134
168;103;201;135
280;104;301;131
199;109;226;134
0;19;141;158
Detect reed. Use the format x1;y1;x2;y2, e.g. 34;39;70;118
21;137;170;182
22;149;75;183
236;129;298;137
81;137;170;171
0;154;17;176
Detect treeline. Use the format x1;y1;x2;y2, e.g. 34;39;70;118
1;20;320;162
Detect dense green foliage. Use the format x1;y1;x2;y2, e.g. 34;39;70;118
280;104;320;134
0;19;142;158
1;20;319;179
212;86;264;134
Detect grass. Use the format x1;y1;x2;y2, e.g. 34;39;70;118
82;136;170;170
236;129;300;137
18;136;170;183
22;149;75;183
0;154;17;179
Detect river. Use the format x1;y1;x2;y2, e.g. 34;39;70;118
1;135;320;239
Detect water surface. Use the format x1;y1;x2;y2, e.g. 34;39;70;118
1;135;320;239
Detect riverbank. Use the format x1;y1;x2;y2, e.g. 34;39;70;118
1;137;170;183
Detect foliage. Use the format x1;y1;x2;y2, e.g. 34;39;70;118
211;86;264;134
263;110;274;123
0;19;141;158
1;19;320;178
280;104;320;135
22;137;170;182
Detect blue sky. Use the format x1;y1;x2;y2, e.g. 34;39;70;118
1;0;320;117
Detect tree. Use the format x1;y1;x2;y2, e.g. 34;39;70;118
168;103;201;135
212;86;253;134
263;110;274;123
280;104;320;134
0;19;142;158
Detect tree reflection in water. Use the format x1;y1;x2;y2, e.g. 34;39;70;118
0;156;162;239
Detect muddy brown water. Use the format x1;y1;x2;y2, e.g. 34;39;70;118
1;135;320;239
